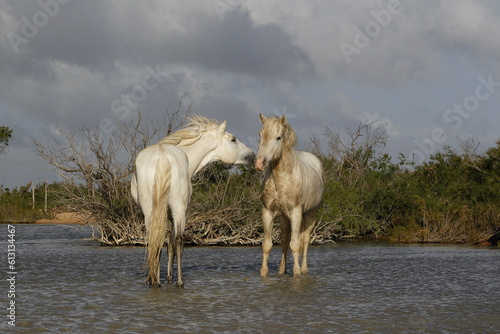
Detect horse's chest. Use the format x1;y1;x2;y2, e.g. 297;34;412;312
262;188;281;212
262;176;300;214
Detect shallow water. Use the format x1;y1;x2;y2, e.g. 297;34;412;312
1;224;499;333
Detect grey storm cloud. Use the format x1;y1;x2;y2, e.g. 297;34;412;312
164;9;315;80
0;0;314;132
2;1;314;81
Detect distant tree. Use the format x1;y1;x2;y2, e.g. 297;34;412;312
0;125;13;155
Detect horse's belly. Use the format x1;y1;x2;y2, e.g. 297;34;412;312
303;191;322;212
303;181;323;212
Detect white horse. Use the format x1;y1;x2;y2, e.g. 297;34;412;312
131;115;255;287
255;114;324;277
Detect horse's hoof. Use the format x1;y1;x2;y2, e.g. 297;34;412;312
149;281;161;288
166;275;173;284
260;268;268;277
146;278;162;288
177;281;185;288
278;260;286;274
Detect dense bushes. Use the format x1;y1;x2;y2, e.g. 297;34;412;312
390;143;499;242
316;136;500;243
0;182;58;222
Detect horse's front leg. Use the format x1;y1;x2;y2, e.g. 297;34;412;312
289;207;303;277
278;216;290;275
260;207;274;277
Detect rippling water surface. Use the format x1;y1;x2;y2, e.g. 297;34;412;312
2;224;499;333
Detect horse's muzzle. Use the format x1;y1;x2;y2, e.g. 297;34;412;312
244;151;256;166
255;156;267;171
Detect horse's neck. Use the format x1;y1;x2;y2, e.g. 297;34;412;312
179;139;216;178
271;146;298;176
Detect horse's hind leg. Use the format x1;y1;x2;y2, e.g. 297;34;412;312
171;209;186;288
279;216;290;275
175;233;184;288
166;231;175;284
300;209;317;275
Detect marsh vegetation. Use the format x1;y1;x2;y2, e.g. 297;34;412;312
3;106;498;245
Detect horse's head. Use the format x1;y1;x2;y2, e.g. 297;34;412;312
255;114;297;171
210;119;256;166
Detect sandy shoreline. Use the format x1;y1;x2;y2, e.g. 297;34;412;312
34;212;85;225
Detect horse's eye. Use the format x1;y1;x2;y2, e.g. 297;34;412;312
276;136;282;141
231;137;237;142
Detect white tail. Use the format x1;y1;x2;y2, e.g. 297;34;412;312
146;156;171;287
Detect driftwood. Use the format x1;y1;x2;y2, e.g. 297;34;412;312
487;228;500;246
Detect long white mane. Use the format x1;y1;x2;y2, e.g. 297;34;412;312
158;115;220;147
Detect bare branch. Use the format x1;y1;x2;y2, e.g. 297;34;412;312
322;120;387;186
458;136;484;173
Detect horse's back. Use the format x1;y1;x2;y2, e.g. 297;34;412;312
296;151;324;211
297;151;323;178
136;144;186;179
135;143;190;211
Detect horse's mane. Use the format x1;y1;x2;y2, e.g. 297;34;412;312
158;115;220;147
283;121;298;149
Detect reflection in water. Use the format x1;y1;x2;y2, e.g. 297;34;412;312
1;224;498;333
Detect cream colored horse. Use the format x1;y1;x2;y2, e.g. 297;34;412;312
131;116;255;287
255;114;324;277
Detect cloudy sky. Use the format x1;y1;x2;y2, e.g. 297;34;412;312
1;0;500;189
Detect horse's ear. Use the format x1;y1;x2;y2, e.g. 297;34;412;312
259;113;267;124
218;119;227;133
280;114;287;125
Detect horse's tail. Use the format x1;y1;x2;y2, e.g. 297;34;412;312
146;155;171;287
